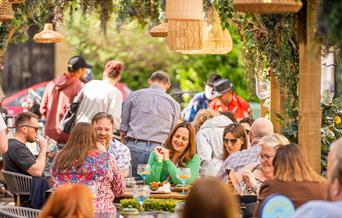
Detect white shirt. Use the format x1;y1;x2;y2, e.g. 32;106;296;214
75;80;123;129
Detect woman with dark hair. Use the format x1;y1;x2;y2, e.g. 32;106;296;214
182;177;240;218
75;60;124;129
222;123;248;160
145;122;200;185
51;123;125;216
39;184;95;218
254;143;327;217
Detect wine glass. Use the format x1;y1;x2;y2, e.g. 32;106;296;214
176;168;191;194
133;184;150;211
137;164;151;183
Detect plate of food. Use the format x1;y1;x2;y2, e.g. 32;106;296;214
149;181;172;193
171;184;191;192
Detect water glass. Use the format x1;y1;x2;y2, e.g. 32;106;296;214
133;185;150;210
137;164;151;183
176;168;191;194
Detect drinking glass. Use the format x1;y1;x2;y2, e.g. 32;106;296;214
133;185;150;211
176;168;191;194
137;164;151;183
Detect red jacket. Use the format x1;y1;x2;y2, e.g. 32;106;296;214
209;93;251;120
40;73;83;143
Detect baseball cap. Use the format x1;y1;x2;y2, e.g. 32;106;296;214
211;79;233;98
67;56;92;72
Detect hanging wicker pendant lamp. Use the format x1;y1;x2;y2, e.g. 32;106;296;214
233;0;303;14
8;0;25;3
178;6;233;55
166;0;204;50
0;0;14;21
150;22;168;37
33;23;64;43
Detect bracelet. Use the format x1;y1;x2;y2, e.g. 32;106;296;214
157;159;163;163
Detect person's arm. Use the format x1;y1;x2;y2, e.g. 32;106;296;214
182;94;199;122
144;152;163;185
120;94;133;142
0;116;8;153
27;138;48;177
110;158;125;197
164;155;200;184
39;83;51;119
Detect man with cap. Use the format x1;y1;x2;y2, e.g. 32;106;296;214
40;56;92;144
209;79;252;121
182;74;222;122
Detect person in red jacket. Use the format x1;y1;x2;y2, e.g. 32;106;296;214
209;79;252;121
40;56;92;144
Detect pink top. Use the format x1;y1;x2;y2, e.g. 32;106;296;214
40;73;83;143
51;150;125;214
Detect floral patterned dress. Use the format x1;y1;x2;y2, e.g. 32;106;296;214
51;150;125;214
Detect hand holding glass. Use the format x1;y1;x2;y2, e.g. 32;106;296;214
137;164;151;183
176;168;191;194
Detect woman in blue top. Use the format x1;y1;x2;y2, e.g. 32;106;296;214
145;122;200;185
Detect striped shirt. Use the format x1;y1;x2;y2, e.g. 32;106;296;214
120;84;181;144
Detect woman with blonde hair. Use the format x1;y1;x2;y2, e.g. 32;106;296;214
145;122;200;185
254;143;327;217
183;177;240;218
39;184;94;218
51;123;125;216
235;133;289;193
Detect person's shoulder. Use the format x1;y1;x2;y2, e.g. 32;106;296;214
293;200;341;218
8;139;25;148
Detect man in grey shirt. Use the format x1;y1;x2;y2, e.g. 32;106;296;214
120;71;181;177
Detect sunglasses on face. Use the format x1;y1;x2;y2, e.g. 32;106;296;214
21;125;39;132
223;138;241;144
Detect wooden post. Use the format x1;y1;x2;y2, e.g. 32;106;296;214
298;0;321;173
270;75;282;133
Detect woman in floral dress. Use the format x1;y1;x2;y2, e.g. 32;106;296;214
51;123;125;216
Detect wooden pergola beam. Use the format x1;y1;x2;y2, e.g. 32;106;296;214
298;0;321;173
270;74;282;133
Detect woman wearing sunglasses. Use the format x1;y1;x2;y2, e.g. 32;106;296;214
222;123;248;161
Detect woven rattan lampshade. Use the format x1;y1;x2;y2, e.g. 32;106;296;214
166;0;204;50
33;23;64;43
0;0;14;21
8;0;25;3
233;0;303;13
150;22;168;37
178;6;233;55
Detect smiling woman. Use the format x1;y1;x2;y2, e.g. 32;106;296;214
144;122;200;185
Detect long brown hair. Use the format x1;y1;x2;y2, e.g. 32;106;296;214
39;184;95;218
222;123;248;159
164;122;196;167
54;123;98;170
183;177;240;218
273;144;325;183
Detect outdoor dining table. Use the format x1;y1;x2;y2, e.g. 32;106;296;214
121;190;187;200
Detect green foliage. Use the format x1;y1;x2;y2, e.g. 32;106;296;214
321;96;342;171
120;198;180;212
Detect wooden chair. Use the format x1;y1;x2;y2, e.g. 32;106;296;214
1;170;32;206
0;206;40;218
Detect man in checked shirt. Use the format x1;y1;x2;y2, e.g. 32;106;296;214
120;71;181;177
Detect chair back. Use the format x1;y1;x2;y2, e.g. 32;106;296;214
259;194;295;218
1;170;32;195
0;206;41;218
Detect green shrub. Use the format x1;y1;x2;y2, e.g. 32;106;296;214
120;198;181;212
